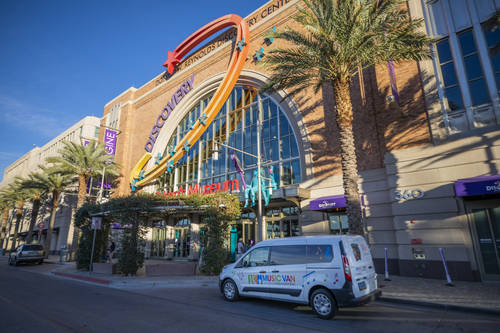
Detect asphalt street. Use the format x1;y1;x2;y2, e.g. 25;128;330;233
1;262;499;333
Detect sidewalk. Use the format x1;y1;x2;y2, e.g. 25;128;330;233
377;275;500;315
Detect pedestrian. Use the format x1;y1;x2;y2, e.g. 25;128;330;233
236;238;245;260
249;239;255;248
108;241;116;263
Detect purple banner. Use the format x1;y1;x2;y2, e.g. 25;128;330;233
104;128;117;155
230;150;247;189
310;195;346;211
83;140;90;147
387;60;400;105
455;175;500;197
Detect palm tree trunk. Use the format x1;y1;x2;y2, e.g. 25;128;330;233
77;175;88;208
69;175;89;261
10;203;24;251
44;192;60;258
332;80;365;237
25;199;41;244
0;207;9;249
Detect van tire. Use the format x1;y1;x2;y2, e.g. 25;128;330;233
222;279;239;302
310;289;336;320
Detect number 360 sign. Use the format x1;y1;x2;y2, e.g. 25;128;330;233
394;189;424;201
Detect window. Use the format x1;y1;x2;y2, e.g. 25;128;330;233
351;243;362;261
307;245;333;263
270;245;307;265
241;246;270;267
160;87;301;193
328;214;348;234
436;38;464;111
482;21;500;92
458;30;490;106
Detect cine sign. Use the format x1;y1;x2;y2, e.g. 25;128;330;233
91;217;102;230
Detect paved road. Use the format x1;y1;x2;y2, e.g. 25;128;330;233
1;262;499;333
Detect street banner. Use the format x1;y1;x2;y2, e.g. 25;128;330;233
104;129;117;155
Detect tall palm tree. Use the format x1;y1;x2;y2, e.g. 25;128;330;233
46;139;119;208
0;181;29;251
23;168;74;258
0;196;12;251
17;174;46;244
261;0;431;237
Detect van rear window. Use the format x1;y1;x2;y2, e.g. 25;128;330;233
351;243;362;261
23;245;43;251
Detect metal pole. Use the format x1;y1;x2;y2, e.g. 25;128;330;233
257;95;263;242
384;248;391;281
89;228;97;272
439;247;454;287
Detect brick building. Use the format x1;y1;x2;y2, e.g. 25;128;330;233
102;0;500;281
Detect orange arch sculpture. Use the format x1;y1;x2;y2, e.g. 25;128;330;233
130;14;250;190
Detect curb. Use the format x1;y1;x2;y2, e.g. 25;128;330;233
378;296;500;316
53;272;111;285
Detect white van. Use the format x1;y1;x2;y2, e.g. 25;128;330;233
219;235;380;319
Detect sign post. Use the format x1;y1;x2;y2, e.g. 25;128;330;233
89;217;102;272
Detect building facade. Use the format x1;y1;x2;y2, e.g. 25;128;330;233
102;0;500;281
1;116;101;254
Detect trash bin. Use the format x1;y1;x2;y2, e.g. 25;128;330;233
59;245;67;263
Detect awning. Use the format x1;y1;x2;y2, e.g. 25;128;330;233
455;175;500;197
310;195;346;210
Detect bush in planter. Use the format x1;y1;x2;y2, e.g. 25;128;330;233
117;223;145;276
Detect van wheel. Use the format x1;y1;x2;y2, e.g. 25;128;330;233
311;289;336;320
222;279;239;302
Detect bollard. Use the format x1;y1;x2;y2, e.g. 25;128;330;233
384;247;391;281
439;247;454;287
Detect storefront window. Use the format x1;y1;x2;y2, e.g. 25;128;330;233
158;86;301;193
328;213;348;234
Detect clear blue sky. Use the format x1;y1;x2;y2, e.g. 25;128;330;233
0;0;265;181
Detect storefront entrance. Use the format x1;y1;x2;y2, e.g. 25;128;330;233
173;217;191;258
469;206;500;280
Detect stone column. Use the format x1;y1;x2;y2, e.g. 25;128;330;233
189;215;200;260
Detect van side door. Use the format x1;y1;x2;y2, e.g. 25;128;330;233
267;245;307;302
237;246;272;297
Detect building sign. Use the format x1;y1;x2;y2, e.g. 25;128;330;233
310;195;347;211
156;179;239;197
173;0;295;73
455;175;500;197
145;74;195;153
104;128;117;155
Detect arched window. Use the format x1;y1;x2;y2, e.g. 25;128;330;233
158;86;301;194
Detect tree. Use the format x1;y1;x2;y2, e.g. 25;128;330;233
46;139;120;259
18;174;47;244
46;139;120;208
0;191;16;250
23;168;74;258
0;181;29;251
261;0;431;237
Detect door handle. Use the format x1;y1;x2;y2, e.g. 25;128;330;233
271;270;279;273
259;271;266;273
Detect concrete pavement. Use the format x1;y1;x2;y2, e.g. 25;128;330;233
3;254;500;315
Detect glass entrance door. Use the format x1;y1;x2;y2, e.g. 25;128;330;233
471;208;500;279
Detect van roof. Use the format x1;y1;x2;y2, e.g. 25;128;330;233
254;235;364;246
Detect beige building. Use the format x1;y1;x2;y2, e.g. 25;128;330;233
1;116;101;254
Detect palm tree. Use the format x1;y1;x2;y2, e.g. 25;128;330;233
46;139;120;259
0;196;13;251
17;174;46;244
261;0;431;237
0;181;29;251
23;168;74;258
46;139;119;208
